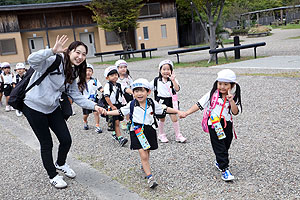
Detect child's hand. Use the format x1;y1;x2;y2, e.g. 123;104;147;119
95;105;106;115
178;111;187;119
100;88;104;93
170;72;176;81
226;89;234;102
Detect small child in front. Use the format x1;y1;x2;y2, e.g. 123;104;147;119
179;69;242;182
12;62;26;116
104;78;179;188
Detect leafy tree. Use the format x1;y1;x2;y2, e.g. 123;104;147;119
87;0;143;55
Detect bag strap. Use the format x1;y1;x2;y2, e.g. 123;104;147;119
25;54;62;93
153;77;159;101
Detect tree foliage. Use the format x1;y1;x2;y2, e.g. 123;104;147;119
87;0;143;53
0;0;77;5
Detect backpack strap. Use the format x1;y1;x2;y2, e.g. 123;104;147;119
153;77;159;101
129;99;136;122
25;54;62;93
147;98;158;128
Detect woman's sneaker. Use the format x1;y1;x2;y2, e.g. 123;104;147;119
221;168;234;181
55;163;76;178
147;176;158;189
50;175;67;189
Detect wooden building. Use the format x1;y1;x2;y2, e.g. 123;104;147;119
0;0;178;63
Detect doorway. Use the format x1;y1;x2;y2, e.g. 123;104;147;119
80;32;96;57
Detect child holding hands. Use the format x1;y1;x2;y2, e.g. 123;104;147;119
179;69;242;181
104;78;180;188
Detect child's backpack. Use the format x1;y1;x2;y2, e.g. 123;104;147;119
8;54;62;111
129;98;159;128
153;77;176;102
201;90;219;133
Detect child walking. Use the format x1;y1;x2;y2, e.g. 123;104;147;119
12;63;26;116
82;63;104;133
150;59;186;143
104;78;179;188
115;59;133;129
0;62;14;112
103;66;130;146
179;69;242;181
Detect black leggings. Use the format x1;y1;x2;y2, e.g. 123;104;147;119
208;120;233;171
22;104;72;179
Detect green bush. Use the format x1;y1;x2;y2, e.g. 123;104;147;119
231;28;250;36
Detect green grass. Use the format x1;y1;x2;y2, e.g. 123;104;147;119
174;56;266;68
271;23;300;29
93;56;160;65
239;72;300;78
186;39;244;48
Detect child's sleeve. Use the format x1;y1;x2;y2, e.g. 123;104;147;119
119;102;131;117
153;100;167;115
174;78;181;91
149;79;154;90
12;75;17;84
103;83;110;97
196;92;210;111
96;79;103;91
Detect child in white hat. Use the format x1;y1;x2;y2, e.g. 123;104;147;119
178;69;242;182
150;59;187;143
12;62;26;116
104;78;179;189
0;62;14;111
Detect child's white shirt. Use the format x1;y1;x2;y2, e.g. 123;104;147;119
103;82;125;104
120;100;166;125
82;78;102;99
197;91;238;125
117;75;133;89
2;73;13;84
12;73;24;84
150;78;180;98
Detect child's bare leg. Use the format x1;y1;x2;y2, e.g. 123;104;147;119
83;114;88;123
139;149;151;176
114;120;121;137
93;112;100;125
6;96;9;106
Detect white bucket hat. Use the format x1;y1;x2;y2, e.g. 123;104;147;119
87;63;94;71
104;65;118;77
159;59;174;70
1;62;10;68
131;78;151;90
115;59;128;67
216;69;237;83
15;63;25;70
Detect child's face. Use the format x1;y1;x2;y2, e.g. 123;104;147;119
86;68;93;79
118;65;127;75
217;81;233;94
3;67;10;74
16;69;25;75
133;87;151;103
160;64;172;79
106;73;119;83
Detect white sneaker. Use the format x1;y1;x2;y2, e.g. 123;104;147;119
147;176;158;189
55;163;76;178
5;106;10;112
50;175;67;189
10;106;15;111
16;110;23;117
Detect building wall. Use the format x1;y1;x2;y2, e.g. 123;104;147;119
136;17;178;49
98;28;123;52
0;32;25;63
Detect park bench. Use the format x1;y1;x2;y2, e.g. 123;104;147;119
115;48;157;59
209;42;266;64
168;46;210;63
94;50;124;62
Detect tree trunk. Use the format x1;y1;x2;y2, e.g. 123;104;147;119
117;31;130;59
208;23;217;62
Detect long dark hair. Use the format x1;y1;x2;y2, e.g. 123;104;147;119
209;81;242;113
63;41;88;92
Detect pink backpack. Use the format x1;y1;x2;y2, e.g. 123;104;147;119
201;90;219;133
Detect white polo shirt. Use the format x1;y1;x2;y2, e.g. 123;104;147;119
82;78;102;99
103;82;125;104
120;99;166;125
150;78;180;98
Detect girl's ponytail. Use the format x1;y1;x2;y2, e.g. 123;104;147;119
233;83;242;113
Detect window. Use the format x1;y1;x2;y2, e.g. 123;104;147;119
143;27;149;40
105;31;120;45
140;3;161;18
161;25;167;38
0;38;17;55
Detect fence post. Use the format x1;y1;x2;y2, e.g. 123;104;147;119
141;43;146;58
234;36;241;59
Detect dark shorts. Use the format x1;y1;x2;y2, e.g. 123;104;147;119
130;124;158;150
3;84;12;96
82;108;97;115
0;83;3;93
156;96;180;110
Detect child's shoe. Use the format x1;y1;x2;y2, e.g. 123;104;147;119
95;126;103;133
175;134;187;143
158;134;169;143
215;161;222;171
83;123;89;130
112;131;119;141
55;163;76;178
118;136;128;147
50;175;67;189
221;168;234;181
10;106;15;111
147;176;158;189
5;105;10;112
16;110;23;117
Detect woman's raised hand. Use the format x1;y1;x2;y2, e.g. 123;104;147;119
52;35;68;54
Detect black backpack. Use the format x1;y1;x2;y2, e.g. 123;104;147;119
98;81;123;108
153;77;176;102
8;54;62;111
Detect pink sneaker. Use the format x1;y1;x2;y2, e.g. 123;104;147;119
158;134;169;143
175;135;187;143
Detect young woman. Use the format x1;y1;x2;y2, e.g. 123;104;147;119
23;35;105;189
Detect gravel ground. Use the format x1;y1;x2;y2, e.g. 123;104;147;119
1;28;300;199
